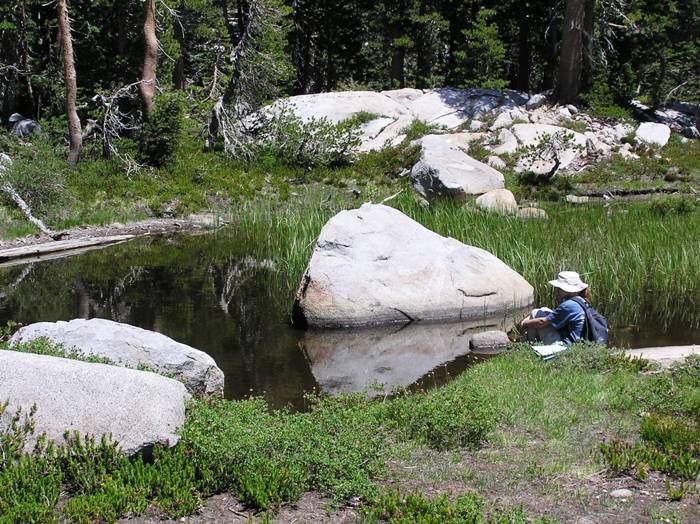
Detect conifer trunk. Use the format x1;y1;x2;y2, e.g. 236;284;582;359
558;0;586;104
140;0;158;116
57;0;82;166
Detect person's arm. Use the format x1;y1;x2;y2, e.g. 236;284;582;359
521;316;551;328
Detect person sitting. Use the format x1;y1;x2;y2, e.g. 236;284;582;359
520;271;591;346
8;113;43;138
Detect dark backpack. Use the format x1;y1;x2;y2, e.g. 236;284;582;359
572;296;609;345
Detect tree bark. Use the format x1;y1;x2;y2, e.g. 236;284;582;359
517;12;532;92
140;0;158;116
173;1;186;90
581;0;596;92
57;0;82;166
557;0;586;104
415;0;431;89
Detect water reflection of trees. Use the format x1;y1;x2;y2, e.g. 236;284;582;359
0;235;316;408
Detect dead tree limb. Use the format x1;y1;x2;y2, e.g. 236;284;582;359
0;155;62;240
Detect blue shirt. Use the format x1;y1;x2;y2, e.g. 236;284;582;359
546;299;585;345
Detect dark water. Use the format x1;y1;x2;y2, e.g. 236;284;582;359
0;232;696;407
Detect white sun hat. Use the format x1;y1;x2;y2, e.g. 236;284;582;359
549;271;588;293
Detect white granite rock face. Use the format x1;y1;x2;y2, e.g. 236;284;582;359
293;203;534;328
0;351;189;456
264;88;529;152
10;319;224;396
411;135;505;199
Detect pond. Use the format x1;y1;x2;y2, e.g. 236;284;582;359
1;231;698;408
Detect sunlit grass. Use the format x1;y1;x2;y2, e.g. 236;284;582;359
234;191;700;329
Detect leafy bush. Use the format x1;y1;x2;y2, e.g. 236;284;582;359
251;103;362;167
550;344;651;373
649;197;698;217
138;93;184;167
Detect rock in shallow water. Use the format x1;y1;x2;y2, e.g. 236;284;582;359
293;203;534;328
0;351;189;456
470;330;511;354
10;319;224;396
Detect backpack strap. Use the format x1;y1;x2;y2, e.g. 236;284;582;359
570;296;590;339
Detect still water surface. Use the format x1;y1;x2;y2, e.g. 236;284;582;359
1;231;697;407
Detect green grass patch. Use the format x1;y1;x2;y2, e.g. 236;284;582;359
1;342;698;522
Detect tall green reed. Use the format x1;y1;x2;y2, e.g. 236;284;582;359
234;191;700;329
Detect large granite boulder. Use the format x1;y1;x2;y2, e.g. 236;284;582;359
0;350;189;455
411;135;505;199
635;122;671;147
10;319;224;396
293;203;534;328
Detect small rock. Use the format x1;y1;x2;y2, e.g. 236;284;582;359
476;189;518;214
566;105;579;114
490;111;513;131
681;126;700;139
491;128;519;155
618;143;639;160
469;120;484;131
470;330;510;354
411;135;505;200
487;156;507;170
635;122;671;147
11;319;225;396
565;195;590;204
517;207;549;220
558;107;572;119
0;351;189;456
526;93;548;111
610;488;633;499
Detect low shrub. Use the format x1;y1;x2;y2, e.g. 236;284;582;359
600;413;699;480
251;104;362;168
649;197;698;217
138;93;185;167
550;343;651;374
361;490;558;523
385;382;496;450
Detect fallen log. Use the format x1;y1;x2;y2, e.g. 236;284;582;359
0;235;135;265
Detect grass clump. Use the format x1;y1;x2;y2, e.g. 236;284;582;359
401;120;439;142
361;490;557;523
